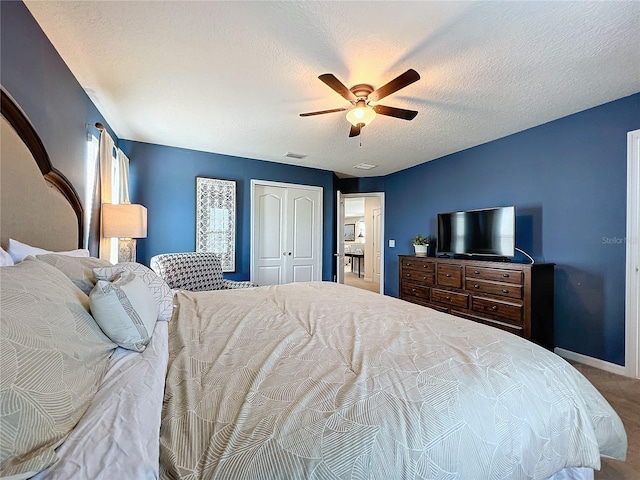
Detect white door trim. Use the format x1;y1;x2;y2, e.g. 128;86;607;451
625;129;640;379
250;179;323;284
338;192;385;294
335;191;345;284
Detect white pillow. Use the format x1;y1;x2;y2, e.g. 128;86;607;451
0;247;14;266
8;238;90;263
93;263;174;322
89;272;158;352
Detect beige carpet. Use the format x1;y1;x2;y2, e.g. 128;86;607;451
570;362;640;479
343;270;380;293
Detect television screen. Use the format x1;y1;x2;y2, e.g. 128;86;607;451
437;206;515;257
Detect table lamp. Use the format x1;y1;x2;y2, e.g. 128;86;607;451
102;203;147;262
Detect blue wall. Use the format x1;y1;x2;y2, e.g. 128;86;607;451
1;1;117;251
379;94;639;366
121;141;336;282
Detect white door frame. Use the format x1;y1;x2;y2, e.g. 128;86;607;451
250;179;323;284
335;191;345;284
625;129;640;379
337;192;385;294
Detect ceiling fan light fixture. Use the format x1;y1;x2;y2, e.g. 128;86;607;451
346;101;376;127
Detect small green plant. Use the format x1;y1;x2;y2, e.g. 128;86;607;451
411;234;431;245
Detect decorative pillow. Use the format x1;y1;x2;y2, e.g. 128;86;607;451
93;262;174;322
36;254;112;295
8;238;90;263
0;258;115;478
89;272;158;352
1;246;14;266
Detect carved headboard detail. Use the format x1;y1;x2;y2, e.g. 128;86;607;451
1;90;83;250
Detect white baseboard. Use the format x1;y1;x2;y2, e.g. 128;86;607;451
554;348;628;377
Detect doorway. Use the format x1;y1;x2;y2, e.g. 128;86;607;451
626;129;640;379
336;192;385;294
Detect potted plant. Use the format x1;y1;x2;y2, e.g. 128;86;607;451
411;234;431;257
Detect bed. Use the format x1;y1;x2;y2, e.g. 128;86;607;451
0;89;627;480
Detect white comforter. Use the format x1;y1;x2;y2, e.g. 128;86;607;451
33;321;169;479
160;282;627;479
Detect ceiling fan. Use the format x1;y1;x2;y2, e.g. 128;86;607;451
300;69;420;137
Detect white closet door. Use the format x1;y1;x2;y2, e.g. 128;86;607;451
251;180;322;285
287;187;319;282
253;184;286;286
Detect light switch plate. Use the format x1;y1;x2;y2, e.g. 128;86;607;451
389;239;395;248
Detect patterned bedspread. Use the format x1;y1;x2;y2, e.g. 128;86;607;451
159;282;626;479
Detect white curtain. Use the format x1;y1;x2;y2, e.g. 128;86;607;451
98;130;131;262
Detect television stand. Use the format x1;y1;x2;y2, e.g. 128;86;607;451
398;255;555;349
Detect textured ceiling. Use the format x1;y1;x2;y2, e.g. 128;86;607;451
25;1;640;178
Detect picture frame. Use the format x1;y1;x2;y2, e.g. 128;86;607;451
344;223;355;242
195;177;236;272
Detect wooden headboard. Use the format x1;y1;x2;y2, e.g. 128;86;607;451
0;90;83;251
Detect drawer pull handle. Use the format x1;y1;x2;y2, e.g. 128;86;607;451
423;276;428;280
423;265;427;268
446;273;452;277
411;288;416;293
406;274;410;277
446;296;452;301
503;274;510;278
474;284;480;289
406;263;411;266
474;270;480;275
502;289;509;293
491;305;498;311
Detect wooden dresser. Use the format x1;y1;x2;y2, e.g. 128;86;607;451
398;255;554;349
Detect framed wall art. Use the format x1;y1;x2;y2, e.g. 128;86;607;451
344;223;355;242
195;177;236;272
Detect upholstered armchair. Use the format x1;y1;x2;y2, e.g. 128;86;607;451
149;252;257;291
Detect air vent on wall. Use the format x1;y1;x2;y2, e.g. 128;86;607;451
284;152;307;159
354;163;377;170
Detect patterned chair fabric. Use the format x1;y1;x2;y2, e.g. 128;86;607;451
149;252;257;292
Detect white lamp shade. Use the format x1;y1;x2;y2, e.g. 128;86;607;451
102;203;147;238
346;105;376;126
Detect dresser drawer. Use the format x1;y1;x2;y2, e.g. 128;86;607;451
401;283;430;301
400;258;435;273
471;296;522;323
452;310;524;337
431;288;468;309
437;264;462;288
465;279;523;300
401;270;435;284
466;266;523;285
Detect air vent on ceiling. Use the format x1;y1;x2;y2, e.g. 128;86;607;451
354;163;377;170
284;152;307;160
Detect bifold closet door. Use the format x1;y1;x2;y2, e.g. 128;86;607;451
251;181;322;286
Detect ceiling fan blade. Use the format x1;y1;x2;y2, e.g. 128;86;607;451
349;124;361;137
319;74;357;102
373;104;418;121
300;107;348;117
369;69;420;102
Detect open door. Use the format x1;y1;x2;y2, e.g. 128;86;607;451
335;190;345;283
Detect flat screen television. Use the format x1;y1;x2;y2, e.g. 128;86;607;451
437;206;515;258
